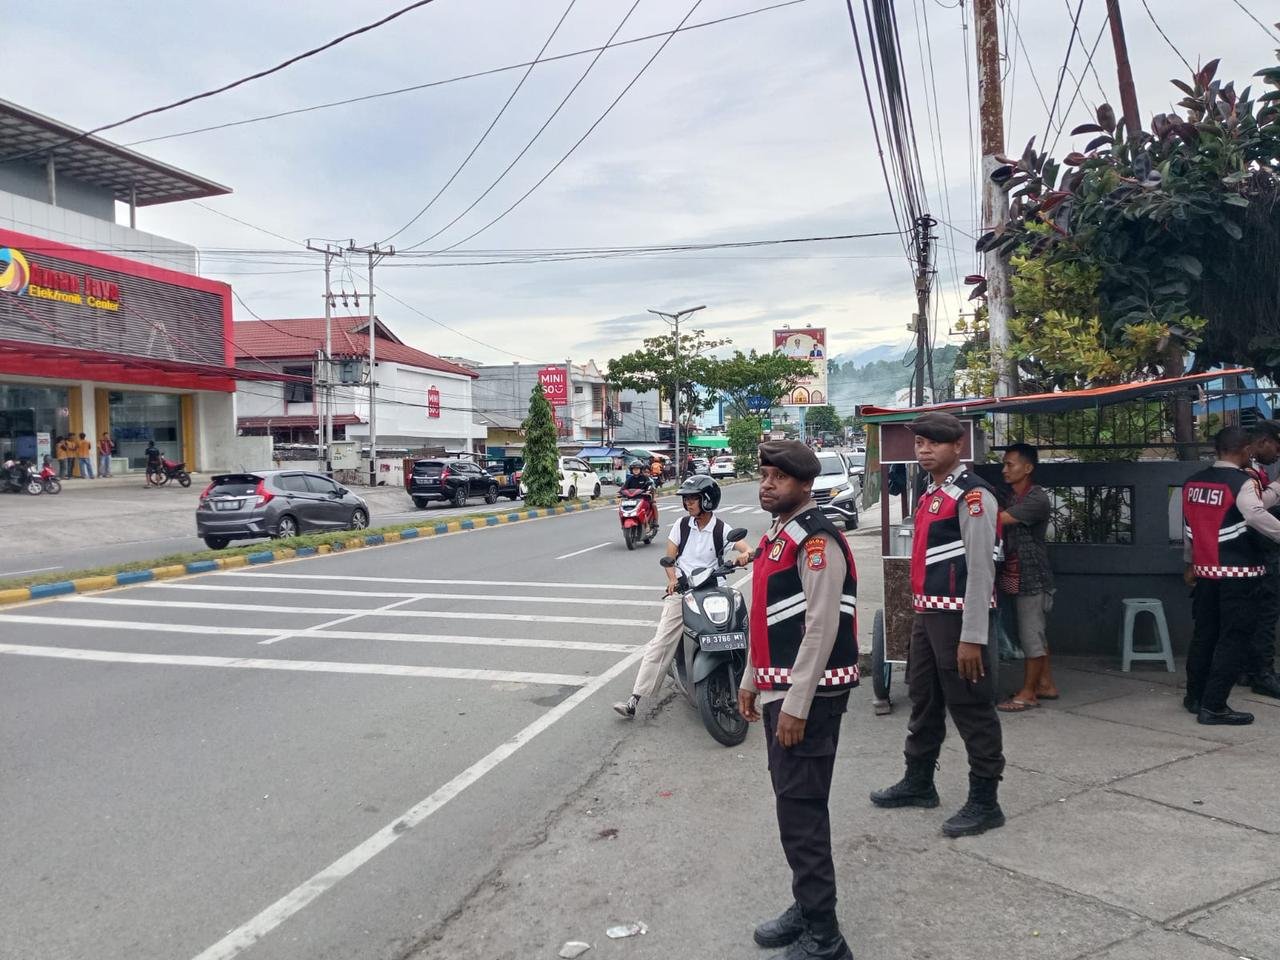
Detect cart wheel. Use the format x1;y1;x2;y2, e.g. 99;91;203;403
871;609;892;705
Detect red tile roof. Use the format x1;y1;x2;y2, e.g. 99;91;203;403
234;317;477;379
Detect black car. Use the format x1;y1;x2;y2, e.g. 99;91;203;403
407;458;499;508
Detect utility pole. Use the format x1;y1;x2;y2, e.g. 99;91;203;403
973;0;1014;396
347;241;396;487
1104;0;1143;139
912;215;936;407
648;305;705;477
306;240;344;477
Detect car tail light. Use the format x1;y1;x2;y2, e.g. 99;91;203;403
440;467;451;480
198;482;214;503
254;479;274;507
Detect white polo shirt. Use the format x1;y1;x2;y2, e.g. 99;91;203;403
668;515;727;579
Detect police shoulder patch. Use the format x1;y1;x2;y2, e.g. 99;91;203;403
964;489;984;516
803;535;828;570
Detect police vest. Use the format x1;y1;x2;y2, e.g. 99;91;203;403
911;470;999;612
748;508;859;692
1183;465;1267;578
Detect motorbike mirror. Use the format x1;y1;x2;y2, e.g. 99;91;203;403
726;527;748;543
659;557;676;568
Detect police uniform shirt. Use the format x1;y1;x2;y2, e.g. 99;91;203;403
1183;461;1280;563
924;467;999;646
741;498;848;720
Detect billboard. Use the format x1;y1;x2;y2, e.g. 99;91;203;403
538;365;568;406
0;227;230;367
774;327;828;406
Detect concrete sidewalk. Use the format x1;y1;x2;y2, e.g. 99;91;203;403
413;658;1279;960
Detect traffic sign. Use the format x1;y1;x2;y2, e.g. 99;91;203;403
761;417;772;431
746;395;771;413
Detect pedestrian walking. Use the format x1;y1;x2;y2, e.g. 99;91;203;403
75;433;94;479
995;443;1059;712
738;439;860;960
870;412;1006;837
56;436;72;479
1181;427;1280;725
1242;422;1280;699
612;476;749;718
98;433;114;478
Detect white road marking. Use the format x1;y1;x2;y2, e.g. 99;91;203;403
554;542;612;560
142;582;663;608
66;596;655;627
185;645;645;960
0;643;589;687
257;595;430;645
214;573;659;592
0;614;637;653
0;564;64;576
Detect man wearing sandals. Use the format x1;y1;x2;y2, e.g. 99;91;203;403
996;443;1059;713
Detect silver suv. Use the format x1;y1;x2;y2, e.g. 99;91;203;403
196;470;370;549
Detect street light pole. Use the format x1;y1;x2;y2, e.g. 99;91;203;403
648;304;705;478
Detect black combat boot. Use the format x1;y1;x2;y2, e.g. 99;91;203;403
941;774;1005;837
1182;694;1201;715
1250;672;1280;699
753;902;803;948
1198;705;1254;725
869;757;939;808
779;911;852;960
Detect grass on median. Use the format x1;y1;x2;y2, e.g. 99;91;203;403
0;499;607;594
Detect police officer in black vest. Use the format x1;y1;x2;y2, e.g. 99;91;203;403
739;440;859;960
870;412;1006;837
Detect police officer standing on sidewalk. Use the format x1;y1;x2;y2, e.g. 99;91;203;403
1243;422;1280;699
738;440;860;960
870;412;1006;837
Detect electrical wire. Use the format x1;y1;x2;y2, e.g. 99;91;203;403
1138;0;1192;73
380;0;579;244
1041;0;1086;152
372;283;535;362
1048;17;1109;157
0;0;441;164
123;0;812;148
192;201;304;247
1228;0;1280;43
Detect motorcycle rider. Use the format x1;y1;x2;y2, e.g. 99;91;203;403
613;475;750;718
620;461;653;496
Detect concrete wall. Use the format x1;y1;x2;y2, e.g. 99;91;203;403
0;189;198;273
194;391;238;473
0;163;115;220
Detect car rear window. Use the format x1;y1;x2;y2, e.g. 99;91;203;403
414;461;443;477
209;476;260;497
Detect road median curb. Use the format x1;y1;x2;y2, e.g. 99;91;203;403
0;497;609;607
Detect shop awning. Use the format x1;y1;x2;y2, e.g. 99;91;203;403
238;414;364;430
859;369;1249;423
0;338;308;393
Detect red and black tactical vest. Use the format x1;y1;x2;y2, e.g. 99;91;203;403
911;469;999;612
1183;465;1267;578
749;508;859;692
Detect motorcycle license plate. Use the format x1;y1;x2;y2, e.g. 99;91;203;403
622;500;638;508
700;632;746;651
214;499;243;511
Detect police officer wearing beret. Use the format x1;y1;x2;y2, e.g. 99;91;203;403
870;412;1007;837
739;440;860;960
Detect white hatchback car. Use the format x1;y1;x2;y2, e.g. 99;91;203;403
520;456;602;500
709;455;737;479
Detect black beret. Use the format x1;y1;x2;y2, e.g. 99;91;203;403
758;440;821;481
910;412;966;443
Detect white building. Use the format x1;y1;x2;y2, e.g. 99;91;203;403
234;316;480;451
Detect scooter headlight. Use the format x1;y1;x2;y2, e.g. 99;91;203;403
702;594;731;625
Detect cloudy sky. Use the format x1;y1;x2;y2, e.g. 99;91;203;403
5;0;1275;366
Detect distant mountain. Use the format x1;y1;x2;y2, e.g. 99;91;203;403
829;342;911;370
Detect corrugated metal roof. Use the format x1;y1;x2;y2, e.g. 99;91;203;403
238;414;363;429
234;316;477;379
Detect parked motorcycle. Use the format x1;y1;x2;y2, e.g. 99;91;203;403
660;526;752;746
2;461;43;496
37;463;61;494
148;457;192;488
618;490;659;550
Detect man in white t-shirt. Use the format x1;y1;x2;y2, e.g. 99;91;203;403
614;475;751;718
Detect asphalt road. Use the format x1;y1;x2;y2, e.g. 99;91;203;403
0;481;823;960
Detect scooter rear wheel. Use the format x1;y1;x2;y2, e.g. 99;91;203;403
696;663;748;746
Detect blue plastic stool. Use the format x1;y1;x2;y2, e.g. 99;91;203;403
1120;598;1175;672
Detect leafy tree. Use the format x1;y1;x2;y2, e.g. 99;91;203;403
704;349;814;418
521;384;560;508
804;404;842;435
606;329;726;429
726;415;764;476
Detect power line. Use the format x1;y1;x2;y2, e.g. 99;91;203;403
380;0;579;244
192;201;304;247
1138;0;1192;73
1228;0;1280;43
1048;17;1109;157
124;0;812;148
372;283;535;363
408;0;709;256
0;0;441;164
1041;0;1086;152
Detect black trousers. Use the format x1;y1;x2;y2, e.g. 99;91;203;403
1250;572;1278;679
1189;577;1258;709
763;692;850;919
903;612;1005;780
